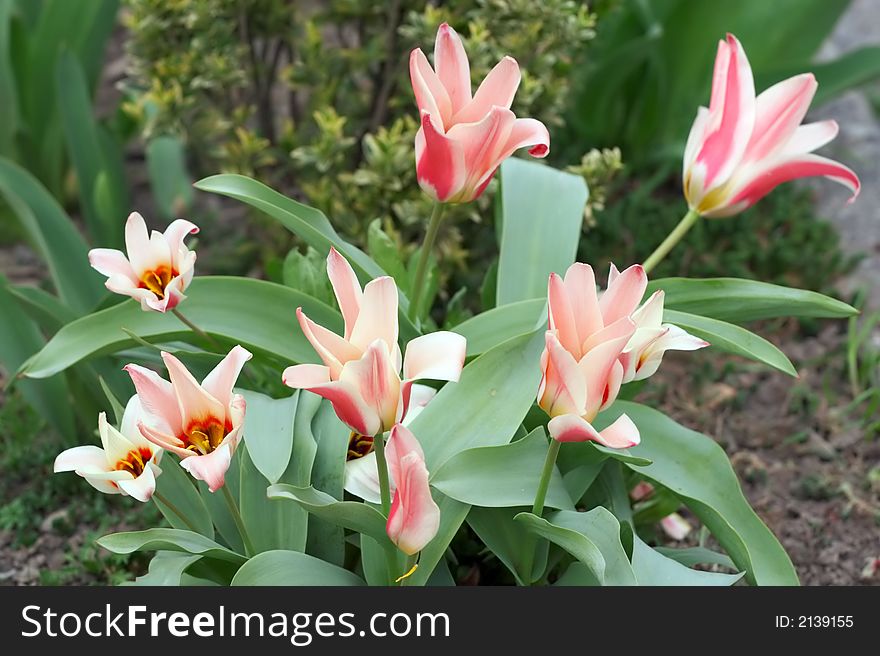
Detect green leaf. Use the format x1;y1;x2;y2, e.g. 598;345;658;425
367;219;407;284
97;528;244;563
98;376;125;426
239;445;307;553
655;546;737;570
467;506;549;586
199;450;244;553
664;309;797;376
21;277;342;379
146;135;193;220
431;427;574;510
649;277;858;323
514;512;606;584
125;552;202;586
495;159;587;306
231;550;365;586
267;484;390;545
412;329;546;472
404;492;469;587
542;508;638;585
597;402;799;585
0;274;74;438
152;454;215;538
238;391;297;484
631;535;743;586
453;298;546;356
0;157;104;313
0;0;20;156
7;284;77;331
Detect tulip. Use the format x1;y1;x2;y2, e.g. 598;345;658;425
89;212;198;312
683;33;860;218
282;248;466;438
617;283;708;384
124;345;252;492
539;262;647;448
54;396;162;502
384;424;440;555
410;23;550;203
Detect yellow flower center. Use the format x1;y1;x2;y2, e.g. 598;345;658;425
346;432;374;461
139;265;176;299
183;419;227;456
115;447;154;477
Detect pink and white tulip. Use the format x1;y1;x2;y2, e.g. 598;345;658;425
124;345;252;492
410;23;550;203
385;424;441;555
89;212;198;312
683;33;860;218
282;248;466;438
538;262;647;448
618;283;708;384
54;396;162;502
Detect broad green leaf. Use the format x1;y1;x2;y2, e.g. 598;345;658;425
21;277;342;379
655;546;737;570
514;512;606;584
152;454;214;538
238;391;297;484
97;528;244;564
430;427;574;510
405;492;469;587
467;506;549;586
412;329;546;472
0;0;19;155
8;284;77;331
649;277;858;323
597;402;798;585
556;439;652;503
495;159;587;306
194;173;419;341
125;552;202;586
240;445;306;553
664;309;797;376
199;450;244;554
367;218;407;284
0;274;74;438
0;157;103;313
231;550;364;586
542;508;637;585
631;535;743;586
146;135;193;220
268;484;390;545
453;298;546;356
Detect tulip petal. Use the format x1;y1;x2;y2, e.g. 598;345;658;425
293;375;381;438
599;264;647;325
163;219;199;272
578;327;634;418
161;351;225;430
88;248;137;282
582;315;639;356
339;340;401;434
344;452;383;504
410;49;452;127
124;363;182;436
547;272;582;357
282;363;332;388
180;442;232;492
744;73;816;163
201;345;253;409
454;56;520;124
547;412;640;448
446;106;516;191
54;445;109;474
126;212;172;277
297;307;362;378
781;120;839;156
631;290;665;328
538;331;586;418
402;331;466;382
501;117;550;159
434;23;471;114
415;112;468;202
138;421;190;459
99;411;139;465
349;277;399;354
117;464;157;502
696;34;756;190
327;247;364;340
660;513;693;540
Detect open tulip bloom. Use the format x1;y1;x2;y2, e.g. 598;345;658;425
683;33;860;218
282;247;466;437
410;23;550;203
54;397;163;502
89;212;199;312
124;345;252;492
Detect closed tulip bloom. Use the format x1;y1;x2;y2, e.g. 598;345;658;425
54;397;162;502
539;262;648;447
410;22;550;203
89;212;198;312
124;345;252;492
283;248;466;437
384;424;440;555
683;34;860;218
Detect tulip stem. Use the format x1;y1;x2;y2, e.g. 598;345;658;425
409;202;445;322
519;438;562;585
172;308;222;352
221;485;256;557
373;433;392;516
154;491;198;534
642;208;701;274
